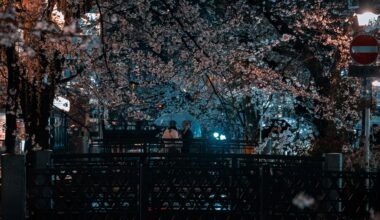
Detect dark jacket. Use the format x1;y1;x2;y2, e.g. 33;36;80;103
181;129;193;153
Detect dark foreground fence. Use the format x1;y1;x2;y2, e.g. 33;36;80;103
89;138;257;154
28;153;379;220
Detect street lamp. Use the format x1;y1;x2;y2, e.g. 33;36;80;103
372;80;380;87
356;12;378;26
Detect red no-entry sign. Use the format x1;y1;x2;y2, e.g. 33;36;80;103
350;35;379;65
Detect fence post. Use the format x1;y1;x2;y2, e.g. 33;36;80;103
259;166;266;220
30;150;53;217
1;153;26;220
324;153;343;214
139;156;148;220
325;153;343;172
33;150;52;169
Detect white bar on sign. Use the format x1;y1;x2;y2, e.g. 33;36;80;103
351;46;378;53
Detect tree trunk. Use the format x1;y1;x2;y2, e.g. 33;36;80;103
19;78;36;151
36;86;54;150
5;46;20;154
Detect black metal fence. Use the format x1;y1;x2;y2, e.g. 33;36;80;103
28;153;379;220
90;138;257;154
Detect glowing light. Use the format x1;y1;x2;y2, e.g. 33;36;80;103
356;12;379;26
372;80;380;87
220;135;226;140
213;132;219;138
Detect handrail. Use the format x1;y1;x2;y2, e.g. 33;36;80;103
89;138;258;154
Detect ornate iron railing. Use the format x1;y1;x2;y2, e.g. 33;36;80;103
89;138;257;155
28;153;379;220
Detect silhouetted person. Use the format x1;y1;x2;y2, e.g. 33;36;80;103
162;120;179;153
372;124;380;146
181;120;193;153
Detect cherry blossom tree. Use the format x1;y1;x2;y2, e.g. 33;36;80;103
85;0;361;152
0;0;364;154
0;0;94;152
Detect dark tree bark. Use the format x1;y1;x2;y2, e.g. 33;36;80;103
4;46;20;154
19;78;32;150
35;85;55;150
15;47;63;151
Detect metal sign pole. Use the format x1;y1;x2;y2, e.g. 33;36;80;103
364;78;371;172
